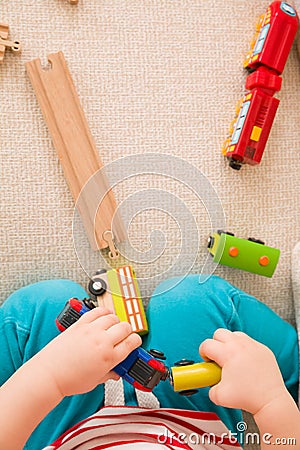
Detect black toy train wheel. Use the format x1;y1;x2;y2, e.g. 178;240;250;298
88;277;107;296
83;298;96;309
207;236;214;249
248;237;265;245
217;230;235;237
178;389;199;397
94;269;107;275
173;359;199;396
148;349;167;360
174;358;195;367
229;159;242;170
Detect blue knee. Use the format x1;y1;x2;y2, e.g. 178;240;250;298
1;280;88;361
147;274;240;332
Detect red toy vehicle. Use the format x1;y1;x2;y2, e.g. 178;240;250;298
223;2;298;169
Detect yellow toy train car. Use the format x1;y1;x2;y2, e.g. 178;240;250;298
170;360;222;394
88;265;149;335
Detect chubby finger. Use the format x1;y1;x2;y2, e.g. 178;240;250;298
77;306;113;324
113;332;142;364
232;330;251;340
106;321;134;345
93;313;120;330
209;382;233;408
199;339;226;367
213;328;234;342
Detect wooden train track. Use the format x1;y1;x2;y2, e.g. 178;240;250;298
26;51;126;252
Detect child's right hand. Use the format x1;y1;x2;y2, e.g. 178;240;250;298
33;306;142;398
199;329;287;415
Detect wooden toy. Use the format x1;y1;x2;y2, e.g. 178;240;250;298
0;23;21;63
207;230;280;277
222;1;298;169
26;52;126;253
88;265;149;335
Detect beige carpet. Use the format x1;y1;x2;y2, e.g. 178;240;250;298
2;1;300;448
2;0;300;320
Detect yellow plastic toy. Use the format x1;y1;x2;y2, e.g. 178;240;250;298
88;265;149;335
170;361;221;392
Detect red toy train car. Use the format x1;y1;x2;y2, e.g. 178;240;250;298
244;2;298;73
223;1;298;169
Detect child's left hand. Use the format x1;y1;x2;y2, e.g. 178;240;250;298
199;328;286;415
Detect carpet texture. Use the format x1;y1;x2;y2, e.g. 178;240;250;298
1;0;300;319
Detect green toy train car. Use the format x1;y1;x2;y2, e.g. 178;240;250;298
207;231;280;277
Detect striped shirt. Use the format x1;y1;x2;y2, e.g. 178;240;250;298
43;406;242;450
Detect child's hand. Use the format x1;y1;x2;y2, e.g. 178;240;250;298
199;329;287;415
34;306;142;397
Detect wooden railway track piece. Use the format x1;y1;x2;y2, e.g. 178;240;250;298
0;23;21;63
26;51;126;252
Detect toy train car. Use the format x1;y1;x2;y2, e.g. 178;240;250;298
115;347;168;392
207;231;280;277
56;297;168;392
55;297;96;332
222;1;298;169
88;265;148;335
56;298;224;393
170;360;221;395
244;1;298;73
222;70;281;169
